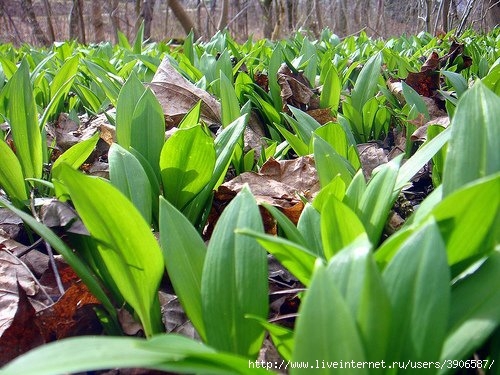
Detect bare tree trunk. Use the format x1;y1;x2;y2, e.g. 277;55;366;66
272;0;284;39
375;0;386;34
105;0;120;43
142;0;155;39
487;0;500;27
286;0;295;32
0;2;23;44
218;0;229;29
42;0;55;42
424;0;433;32
259;0;274;38
20;0;50;45
314;0;323;33
168;0;199;38
91;0;105;42
440;0;451;31
69;0;86;43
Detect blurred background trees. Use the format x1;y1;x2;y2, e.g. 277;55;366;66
0;0;498;45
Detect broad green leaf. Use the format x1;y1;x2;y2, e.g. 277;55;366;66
402;81;429;120
441;70;468;97
52;132;100;178
220;71;240;127
275;123;309;156
160;125;215;210
0;334;273;375
312;175;346;212
442;81;500;196
238;228;317;286
286;107;321;145
440;251;500;372
419;173;500;266
109;143;152;223
133;21;144;54
357;156;401;244
178;100;201;129
320;65;341;110
58;165;164;337
313;135;355;188
0;139;28;202
350;52;383;113
297;203;323;257
395;126;451;190
130;88;165;176
159;197;206;341
261;202;306;246
7;59;42;179
116;72;147;148
327;237;390;367
292;260;367;375
313;122;351;160
269;45;283;112
321;197;367;259
183;115;247;227
251;316;294;361
202;187;267;358
83;60;122;105
383;219;449;363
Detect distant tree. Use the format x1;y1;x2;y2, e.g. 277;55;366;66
141;0;156;39
20;0;50;45
69;0;86;43
41;0;55;42
105;0;121;43
168;0;199;38
91;0;105;42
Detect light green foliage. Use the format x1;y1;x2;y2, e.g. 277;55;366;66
57;165;164;337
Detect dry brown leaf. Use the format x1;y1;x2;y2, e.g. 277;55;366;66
357;143;388;179
411;116;450;142
37;281;101;341
277;64;319;111
0;283;45;365
149;58;221;127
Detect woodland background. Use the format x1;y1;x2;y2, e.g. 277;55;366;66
0;0;499;46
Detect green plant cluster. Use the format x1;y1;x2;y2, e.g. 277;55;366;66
0;26;499;374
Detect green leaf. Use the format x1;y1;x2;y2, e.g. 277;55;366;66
327;237;391;367
320;65;341;110
238;228;317;286
7;59;42;179
133;21;144;54
0;139;28;202
313;135;355;188
0;334;273;375
130;88;165;176
321;197;367;259
159;197;206;341
286;107;321;146
383;219;449;363
83;60;122;105
350;52;382;113
261;202;306;246
441;70;468;97
356;156;401;244
395;126;451;190
417;173;500;266
109;143;152;223
58;165;164;337
201;187;267;357
52;132;100;178
402;81;429;120
116;72;147;148
292;260;367;375
220;71;241;127
297;203;323;257
183;115;247;227
160;125;215;210
275;123;309;156
251;316;294;361
440;251;500;371
178;100;201;129
442;81;500;196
